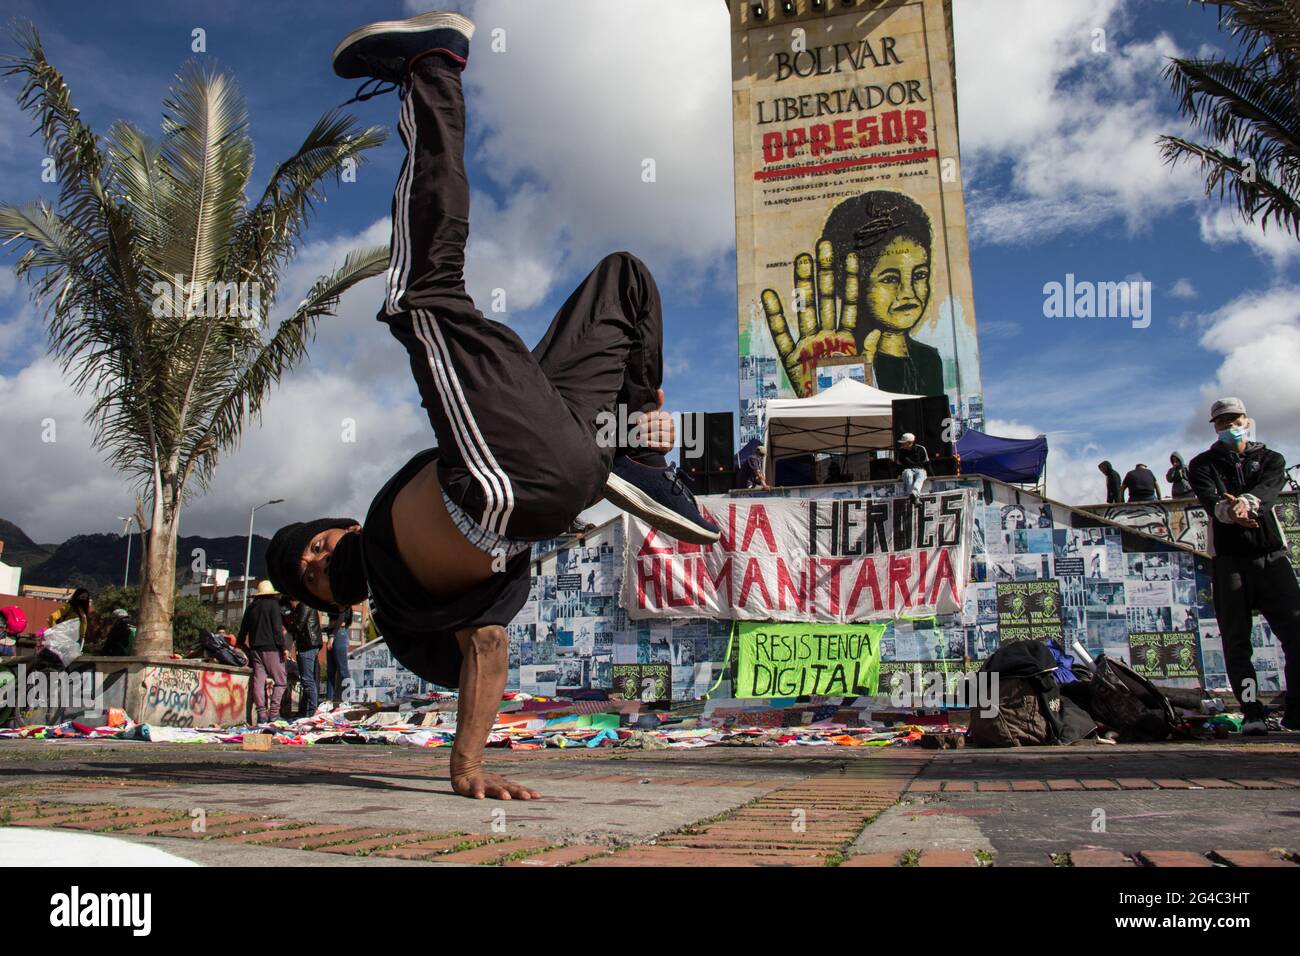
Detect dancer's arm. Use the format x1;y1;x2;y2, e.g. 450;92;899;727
449;625;541;800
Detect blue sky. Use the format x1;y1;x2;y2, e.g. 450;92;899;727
0;0;1296;544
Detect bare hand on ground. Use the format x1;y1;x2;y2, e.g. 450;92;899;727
451;770;542;800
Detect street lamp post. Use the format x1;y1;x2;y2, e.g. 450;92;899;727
116;515;140;588
240;498;285;620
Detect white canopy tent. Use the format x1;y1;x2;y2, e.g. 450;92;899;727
762;378;924;480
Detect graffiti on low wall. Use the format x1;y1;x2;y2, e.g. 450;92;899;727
1081;493;1300;557
134;664;248;727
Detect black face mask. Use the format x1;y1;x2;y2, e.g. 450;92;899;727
326;530;368;610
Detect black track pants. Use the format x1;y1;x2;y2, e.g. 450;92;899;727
379;55;664;540
1211;550;1300;714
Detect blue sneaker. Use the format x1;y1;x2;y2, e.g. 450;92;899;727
604;458;721;545
333;11;475;83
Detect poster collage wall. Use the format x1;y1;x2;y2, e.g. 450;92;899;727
350;480;1298;705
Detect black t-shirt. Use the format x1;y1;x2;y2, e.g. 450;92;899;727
361;449;532;688
1122;467;1158;501
897;444;930;472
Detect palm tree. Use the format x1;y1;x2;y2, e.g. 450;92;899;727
1158;0;1300;240
0;22;389;657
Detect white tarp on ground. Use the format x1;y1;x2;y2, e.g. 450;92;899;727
764;378;924;465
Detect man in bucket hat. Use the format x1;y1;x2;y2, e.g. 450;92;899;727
1189;397;1300;735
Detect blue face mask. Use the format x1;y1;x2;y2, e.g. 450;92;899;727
1217;425;1247;445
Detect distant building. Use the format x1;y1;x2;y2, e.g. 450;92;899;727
0;541;20;597
20;585;76;603
181;568;370;646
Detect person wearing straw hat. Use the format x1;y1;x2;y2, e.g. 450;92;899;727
236;580;288;724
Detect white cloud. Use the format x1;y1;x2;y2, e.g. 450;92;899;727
978;320;1023;339
403;0;736;295
1169;277;1196;299
983;418;1041;440
1194;284;1300;459
955;1;1200;244
1197;207;1300;270
0;358;129;542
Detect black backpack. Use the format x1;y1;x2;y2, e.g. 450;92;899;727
968;640;1094;747
201;629;248;668
1068;655;1176;742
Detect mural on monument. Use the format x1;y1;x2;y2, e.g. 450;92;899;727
761;192;944;399
732;0;983;442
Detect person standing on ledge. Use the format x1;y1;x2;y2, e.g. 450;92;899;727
1098;460;1122;504
265;11;719;800
1189;397;1300;735
1122;462;1162;502
1167;452;1193;498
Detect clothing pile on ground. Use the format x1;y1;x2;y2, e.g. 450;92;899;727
0;692;937;749
964;639;1238;747
2;673;1259;748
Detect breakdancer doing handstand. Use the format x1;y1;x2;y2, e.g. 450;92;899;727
265;11;720;800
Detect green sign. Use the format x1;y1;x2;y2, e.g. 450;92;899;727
996;581;1064;640
1129;631;1200;680
737;622;885;698
1277;493;1300;572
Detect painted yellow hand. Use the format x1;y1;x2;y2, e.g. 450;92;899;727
761;240;867;397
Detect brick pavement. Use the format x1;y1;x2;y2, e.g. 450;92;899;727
3;739;1298;867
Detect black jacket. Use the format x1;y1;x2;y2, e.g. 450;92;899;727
1166;455;1193;497
237;595;286;651
290;603;324;652
897;444;930;473
1100;464;1122;503
1188;440;1289;557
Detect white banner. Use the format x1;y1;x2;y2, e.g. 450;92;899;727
622;490;975;622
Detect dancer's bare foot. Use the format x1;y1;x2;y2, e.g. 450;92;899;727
452;769;542;800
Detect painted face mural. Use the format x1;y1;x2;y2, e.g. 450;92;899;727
760;191;944;399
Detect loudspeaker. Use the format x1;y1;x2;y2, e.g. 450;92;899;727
704;412;734;475
929;455;959;478
890;396;954;459
682;412;735;491
775;454;814;487
868;457;898;481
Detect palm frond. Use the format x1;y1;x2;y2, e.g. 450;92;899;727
1158;134;1300;234
181;244;390;489
1161;1;1300;239
226;110;386;310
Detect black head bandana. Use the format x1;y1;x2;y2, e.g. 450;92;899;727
266;518;360;609
326;530;368;611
